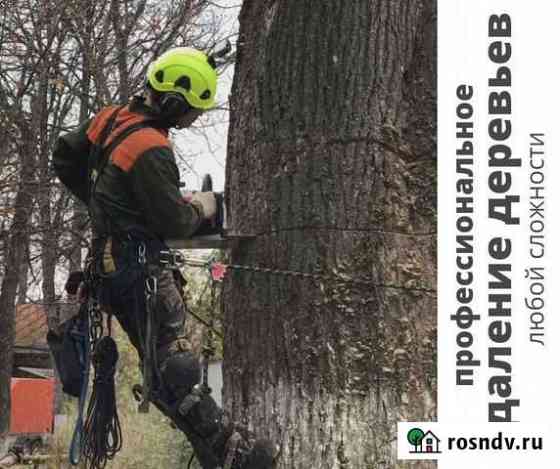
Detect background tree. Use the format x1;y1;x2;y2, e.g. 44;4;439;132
224;1;436;468
0;0;230;440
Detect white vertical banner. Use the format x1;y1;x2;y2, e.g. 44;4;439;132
435;1;559;467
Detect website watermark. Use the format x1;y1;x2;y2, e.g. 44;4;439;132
398;423;549;461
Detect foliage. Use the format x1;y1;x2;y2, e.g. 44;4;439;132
181;250;225;359
48;255;225;468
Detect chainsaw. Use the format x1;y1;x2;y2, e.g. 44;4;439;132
167;174;252;250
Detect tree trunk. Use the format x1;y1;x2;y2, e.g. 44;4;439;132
69;25;94;274
224;1;436;468
0;140;35;436
16;242;29;304
111;0;131;103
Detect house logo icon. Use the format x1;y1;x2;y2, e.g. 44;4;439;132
407;428;442;454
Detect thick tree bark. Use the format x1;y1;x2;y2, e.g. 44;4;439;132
224;1;436;468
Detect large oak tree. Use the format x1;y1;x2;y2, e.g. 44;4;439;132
224;1;436;467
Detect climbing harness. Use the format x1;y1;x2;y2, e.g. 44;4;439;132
137;243;150;413
70;105;167;465
69;105;130;468
137;242;160;413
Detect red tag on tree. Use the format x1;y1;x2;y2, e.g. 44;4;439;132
210;262;227;282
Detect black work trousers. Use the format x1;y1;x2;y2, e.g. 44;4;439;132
96;238;229;469
99;259;187;361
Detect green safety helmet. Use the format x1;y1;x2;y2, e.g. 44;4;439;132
146;47;217;110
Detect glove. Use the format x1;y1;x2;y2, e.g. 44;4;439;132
186;191;217;220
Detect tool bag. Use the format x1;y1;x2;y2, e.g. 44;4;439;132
46;304;89;398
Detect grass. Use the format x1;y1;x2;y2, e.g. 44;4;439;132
47;263;223;468
48;322;200;469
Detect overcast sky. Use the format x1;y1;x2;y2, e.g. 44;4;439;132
176;1;240;193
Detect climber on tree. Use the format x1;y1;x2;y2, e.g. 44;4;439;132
52;46;273;469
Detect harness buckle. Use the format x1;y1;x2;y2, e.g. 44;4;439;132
138;243;147;265
159;249;185;267
145;276;158;297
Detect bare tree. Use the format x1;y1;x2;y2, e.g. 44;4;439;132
224;1;436;467
0;0;69;435
0;144;34;437
0;0;232;437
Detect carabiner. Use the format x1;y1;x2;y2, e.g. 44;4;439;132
138;243;147;265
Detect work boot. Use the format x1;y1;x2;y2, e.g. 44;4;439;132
179;392;274;469
223;428;274;469
142;384;274;469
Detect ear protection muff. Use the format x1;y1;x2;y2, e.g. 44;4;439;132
158;92;191;125
154;72;195;125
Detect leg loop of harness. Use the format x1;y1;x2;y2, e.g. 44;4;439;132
138;242;157;413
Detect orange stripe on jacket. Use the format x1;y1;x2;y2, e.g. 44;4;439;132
111;128;170;172
86;104;170;172
86;106;120;144
105;114;147;147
